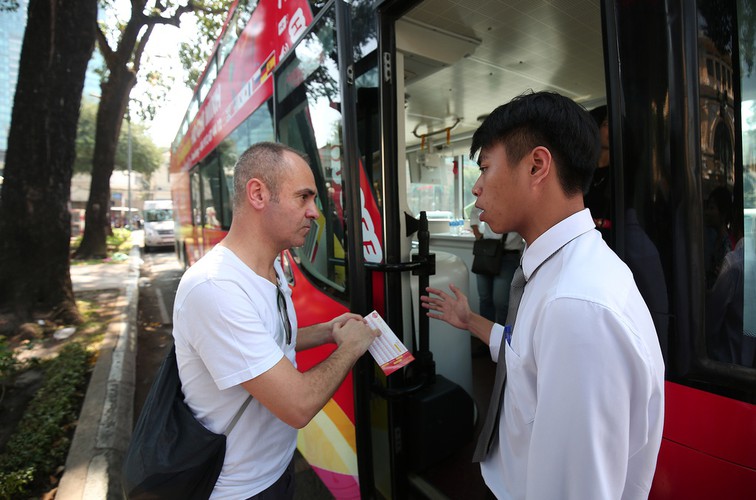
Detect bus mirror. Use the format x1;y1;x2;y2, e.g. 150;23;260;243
405;211;420;237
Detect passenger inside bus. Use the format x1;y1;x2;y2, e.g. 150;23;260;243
205;206;220;229
584;105;612;239
706;187;756;366
704;186;736;289
584;103;671;357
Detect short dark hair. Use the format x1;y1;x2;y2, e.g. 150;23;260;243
233;142;308;210
589;104;608;127
470;90;600;195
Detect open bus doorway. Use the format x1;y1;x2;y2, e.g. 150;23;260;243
387;0;608;497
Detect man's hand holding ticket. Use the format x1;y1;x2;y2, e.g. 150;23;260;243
364;310;415;375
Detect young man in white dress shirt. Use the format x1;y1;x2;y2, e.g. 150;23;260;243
422;91;665;499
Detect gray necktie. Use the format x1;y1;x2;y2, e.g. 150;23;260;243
472;265;526;462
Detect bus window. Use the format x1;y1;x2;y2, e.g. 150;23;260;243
216;101;276;224
407;152;452;218
199;155;225;230
462;155;478;216
234;0;253;36
221;100;275;160
218;4;243;66
276;5;348;295
190;168;202;227
703;0;756;369
406;147;479;221
187;97;199;125
198;59;218;103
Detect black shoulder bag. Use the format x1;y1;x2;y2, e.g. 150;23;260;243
471;237;505;275
122;345;252;500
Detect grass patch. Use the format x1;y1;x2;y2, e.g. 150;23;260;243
72;296;114;349
0;337;19;405
71;228;133;265
0;291;117;498
0;343;91;498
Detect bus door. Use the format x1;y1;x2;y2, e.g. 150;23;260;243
273;2;386;497
273;1;473;497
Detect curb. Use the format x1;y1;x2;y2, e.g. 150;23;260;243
56;245;141;500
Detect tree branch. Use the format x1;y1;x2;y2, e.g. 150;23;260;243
144;1;227;29
132;23;155;74
95;24;117;70
144;1;197;29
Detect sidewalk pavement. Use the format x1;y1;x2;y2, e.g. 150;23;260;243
56;242;141;500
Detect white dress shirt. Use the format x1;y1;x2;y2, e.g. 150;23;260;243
483;209;665;499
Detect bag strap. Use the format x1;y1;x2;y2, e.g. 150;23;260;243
224;395;253;435
171;345;253;436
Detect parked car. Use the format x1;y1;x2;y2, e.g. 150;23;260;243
143;200;175;252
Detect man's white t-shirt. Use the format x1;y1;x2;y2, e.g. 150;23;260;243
172;245;298;499
483;209;665;499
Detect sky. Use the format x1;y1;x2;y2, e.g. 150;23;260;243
139;21;198;149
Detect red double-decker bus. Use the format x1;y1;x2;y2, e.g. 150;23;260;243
170;0;756;497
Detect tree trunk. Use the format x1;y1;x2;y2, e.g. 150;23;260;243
74;70;136;259
0;0;97;326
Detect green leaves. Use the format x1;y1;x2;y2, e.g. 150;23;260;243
0;1;19;13
74;99;163;177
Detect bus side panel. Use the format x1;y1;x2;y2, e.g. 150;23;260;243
651;440;755;499
652;381;756;498
202;227;227;254
285;250;360;498
358;157;386;316
663;382;756;469
170;170;195;266
173;0;313;175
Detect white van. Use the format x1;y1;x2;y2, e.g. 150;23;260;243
142;199;175;252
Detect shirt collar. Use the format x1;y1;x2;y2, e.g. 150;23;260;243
521;208;595;281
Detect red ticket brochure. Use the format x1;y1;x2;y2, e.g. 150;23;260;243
364;310;415;375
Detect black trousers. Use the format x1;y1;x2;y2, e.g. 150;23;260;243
246;460;295;500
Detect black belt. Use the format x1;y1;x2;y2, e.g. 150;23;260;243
502;249;520;254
